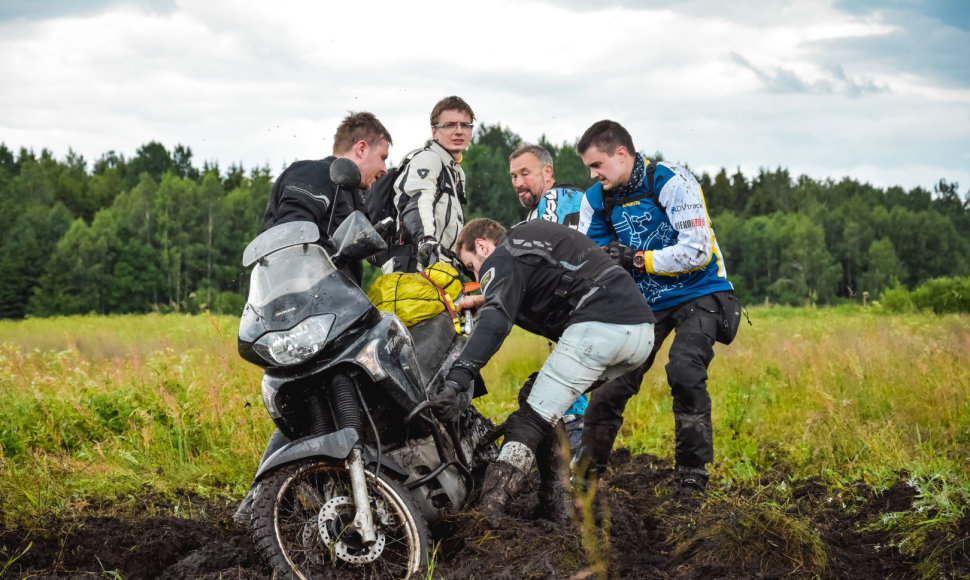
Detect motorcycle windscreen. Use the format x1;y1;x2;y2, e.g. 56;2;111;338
246;243;337;312
239;242;377;361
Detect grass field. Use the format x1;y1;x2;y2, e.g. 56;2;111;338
0;307;968;575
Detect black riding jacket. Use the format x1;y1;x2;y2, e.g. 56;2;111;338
263;156;366;284
454;220;655;374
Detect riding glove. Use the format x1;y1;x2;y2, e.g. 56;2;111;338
604;241;644;271
416;236;440;268
431;368;474;423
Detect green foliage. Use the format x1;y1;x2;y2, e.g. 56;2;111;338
124;141;174;190
1;132;969;320
212;291;246;315
0;140;276;319
462;124;526;227
880;283;915;312
880;277;970;314
859;237;906;298
911;277;970;313
0;314;268;522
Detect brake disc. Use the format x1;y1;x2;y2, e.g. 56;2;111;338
317;495;386;564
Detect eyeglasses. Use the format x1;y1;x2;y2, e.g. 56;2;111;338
433;122;474;131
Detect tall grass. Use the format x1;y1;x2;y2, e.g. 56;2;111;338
477;308;970;491
1;308;968;532
0;314;268;524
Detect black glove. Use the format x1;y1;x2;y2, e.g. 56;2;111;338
431;368;474;423
604;240;636;269
416;236;439;268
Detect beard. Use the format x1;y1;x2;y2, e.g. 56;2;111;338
518;190;540;209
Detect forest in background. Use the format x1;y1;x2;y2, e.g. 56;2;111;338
1;124;968;320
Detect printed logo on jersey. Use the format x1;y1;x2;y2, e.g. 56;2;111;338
479;267;496;294
669;202;703;213
542;191;559;221
673;218;707;229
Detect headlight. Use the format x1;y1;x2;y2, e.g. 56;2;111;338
253;314;336;366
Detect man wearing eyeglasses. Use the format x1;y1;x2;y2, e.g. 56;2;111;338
393;95;475;272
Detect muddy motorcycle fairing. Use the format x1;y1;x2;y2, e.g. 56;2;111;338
255;311;481;521
256;310;427;439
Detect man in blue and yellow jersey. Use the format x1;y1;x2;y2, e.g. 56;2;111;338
576;119;741;498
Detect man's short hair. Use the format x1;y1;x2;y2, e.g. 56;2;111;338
332;111;393;155
456;218;506;253
430;96;476;125
577;120;635;156
509;144;553;168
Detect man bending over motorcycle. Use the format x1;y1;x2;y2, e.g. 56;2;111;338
433;217;655;526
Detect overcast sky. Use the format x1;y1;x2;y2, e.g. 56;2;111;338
1;0;968;193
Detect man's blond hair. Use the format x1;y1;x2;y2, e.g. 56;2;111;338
332;111;393;155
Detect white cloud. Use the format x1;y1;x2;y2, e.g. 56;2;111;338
0;0;967;193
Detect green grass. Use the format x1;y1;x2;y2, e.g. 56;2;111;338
478;307;970;490
0;307;968;576
0;313;268;524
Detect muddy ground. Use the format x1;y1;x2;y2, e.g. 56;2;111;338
2;450;967;579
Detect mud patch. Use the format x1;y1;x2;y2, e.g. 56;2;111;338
1;451;964;579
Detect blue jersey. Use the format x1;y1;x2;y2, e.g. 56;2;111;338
579;161;733;311
526;183;585;230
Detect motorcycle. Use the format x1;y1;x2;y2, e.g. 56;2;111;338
237;158;496;579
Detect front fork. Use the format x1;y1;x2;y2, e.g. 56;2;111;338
346;446;378;546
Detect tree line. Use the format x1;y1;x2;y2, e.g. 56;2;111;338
1;126;968;319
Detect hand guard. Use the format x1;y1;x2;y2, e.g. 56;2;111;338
416;236;440;269
604;241;644;271
430;378;471;424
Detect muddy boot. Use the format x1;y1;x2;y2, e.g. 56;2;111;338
535;471;573;523
674;465;709;499
479;441;534;527
534;426;572;523
478;461;528;528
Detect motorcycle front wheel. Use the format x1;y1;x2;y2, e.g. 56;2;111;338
251;459;429;580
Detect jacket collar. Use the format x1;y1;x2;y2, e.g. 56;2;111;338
430;140;461;166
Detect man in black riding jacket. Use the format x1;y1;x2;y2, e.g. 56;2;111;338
262;111;393;285
431;217;656;525
233;111;392;523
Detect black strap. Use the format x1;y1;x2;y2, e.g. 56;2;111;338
601;161;662;235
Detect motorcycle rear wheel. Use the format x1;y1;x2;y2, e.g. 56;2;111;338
252;459;429;579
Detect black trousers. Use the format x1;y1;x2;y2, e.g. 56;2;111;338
581;291;728;473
